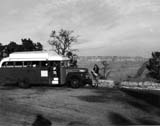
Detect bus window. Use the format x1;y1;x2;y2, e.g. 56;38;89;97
24;61;32;67
2;62;7;67
32;61;40;67
50;61;59;67
15;61;23;67
41;61;48;67
7;62;14;68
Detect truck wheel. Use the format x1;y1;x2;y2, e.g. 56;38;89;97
18;80;30;89
70;78;80;88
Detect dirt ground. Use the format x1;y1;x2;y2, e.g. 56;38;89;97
0;85;160;126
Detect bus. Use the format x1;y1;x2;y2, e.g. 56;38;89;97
0;51;92;88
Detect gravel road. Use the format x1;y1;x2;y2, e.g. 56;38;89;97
0;85;160;126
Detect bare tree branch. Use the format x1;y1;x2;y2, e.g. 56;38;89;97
48;29;78;56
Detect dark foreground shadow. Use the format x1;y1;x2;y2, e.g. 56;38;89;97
76;87;125;103
120;88;160;108
120;88;160;125
125;100;151;113
32;114;52;126
108;112;136;125
135;117;160;125
76;87;160;125
108;111;160;125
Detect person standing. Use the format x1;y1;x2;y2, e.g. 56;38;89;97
91;64;100;87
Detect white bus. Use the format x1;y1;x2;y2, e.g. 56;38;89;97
0;51;92;88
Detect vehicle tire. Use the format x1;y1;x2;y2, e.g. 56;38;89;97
18;80;30;89
70;78;80;88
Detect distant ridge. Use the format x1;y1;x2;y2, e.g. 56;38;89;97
78;56;147;62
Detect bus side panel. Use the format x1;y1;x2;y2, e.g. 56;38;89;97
20;67;49;85
0;68;19;84
0;68;49;85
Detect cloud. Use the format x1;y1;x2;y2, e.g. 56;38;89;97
0;0;160;57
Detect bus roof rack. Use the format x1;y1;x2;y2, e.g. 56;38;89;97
8;51;69;61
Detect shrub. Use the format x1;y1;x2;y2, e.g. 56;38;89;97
101;60;111;79
146;52;160;81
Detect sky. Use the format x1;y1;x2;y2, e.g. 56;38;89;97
0;0;160;57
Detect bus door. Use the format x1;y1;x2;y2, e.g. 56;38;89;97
49;61;60;85
40;61;50;84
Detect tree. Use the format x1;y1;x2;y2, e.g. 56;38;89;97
48;29;78;56
21;38;43;51
101;61;111;79
7;41;19;53
0;43;7;59
0;39;43;60
66;51;78;67
35;42;43;51
146;52;160;81
21;38;36;51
